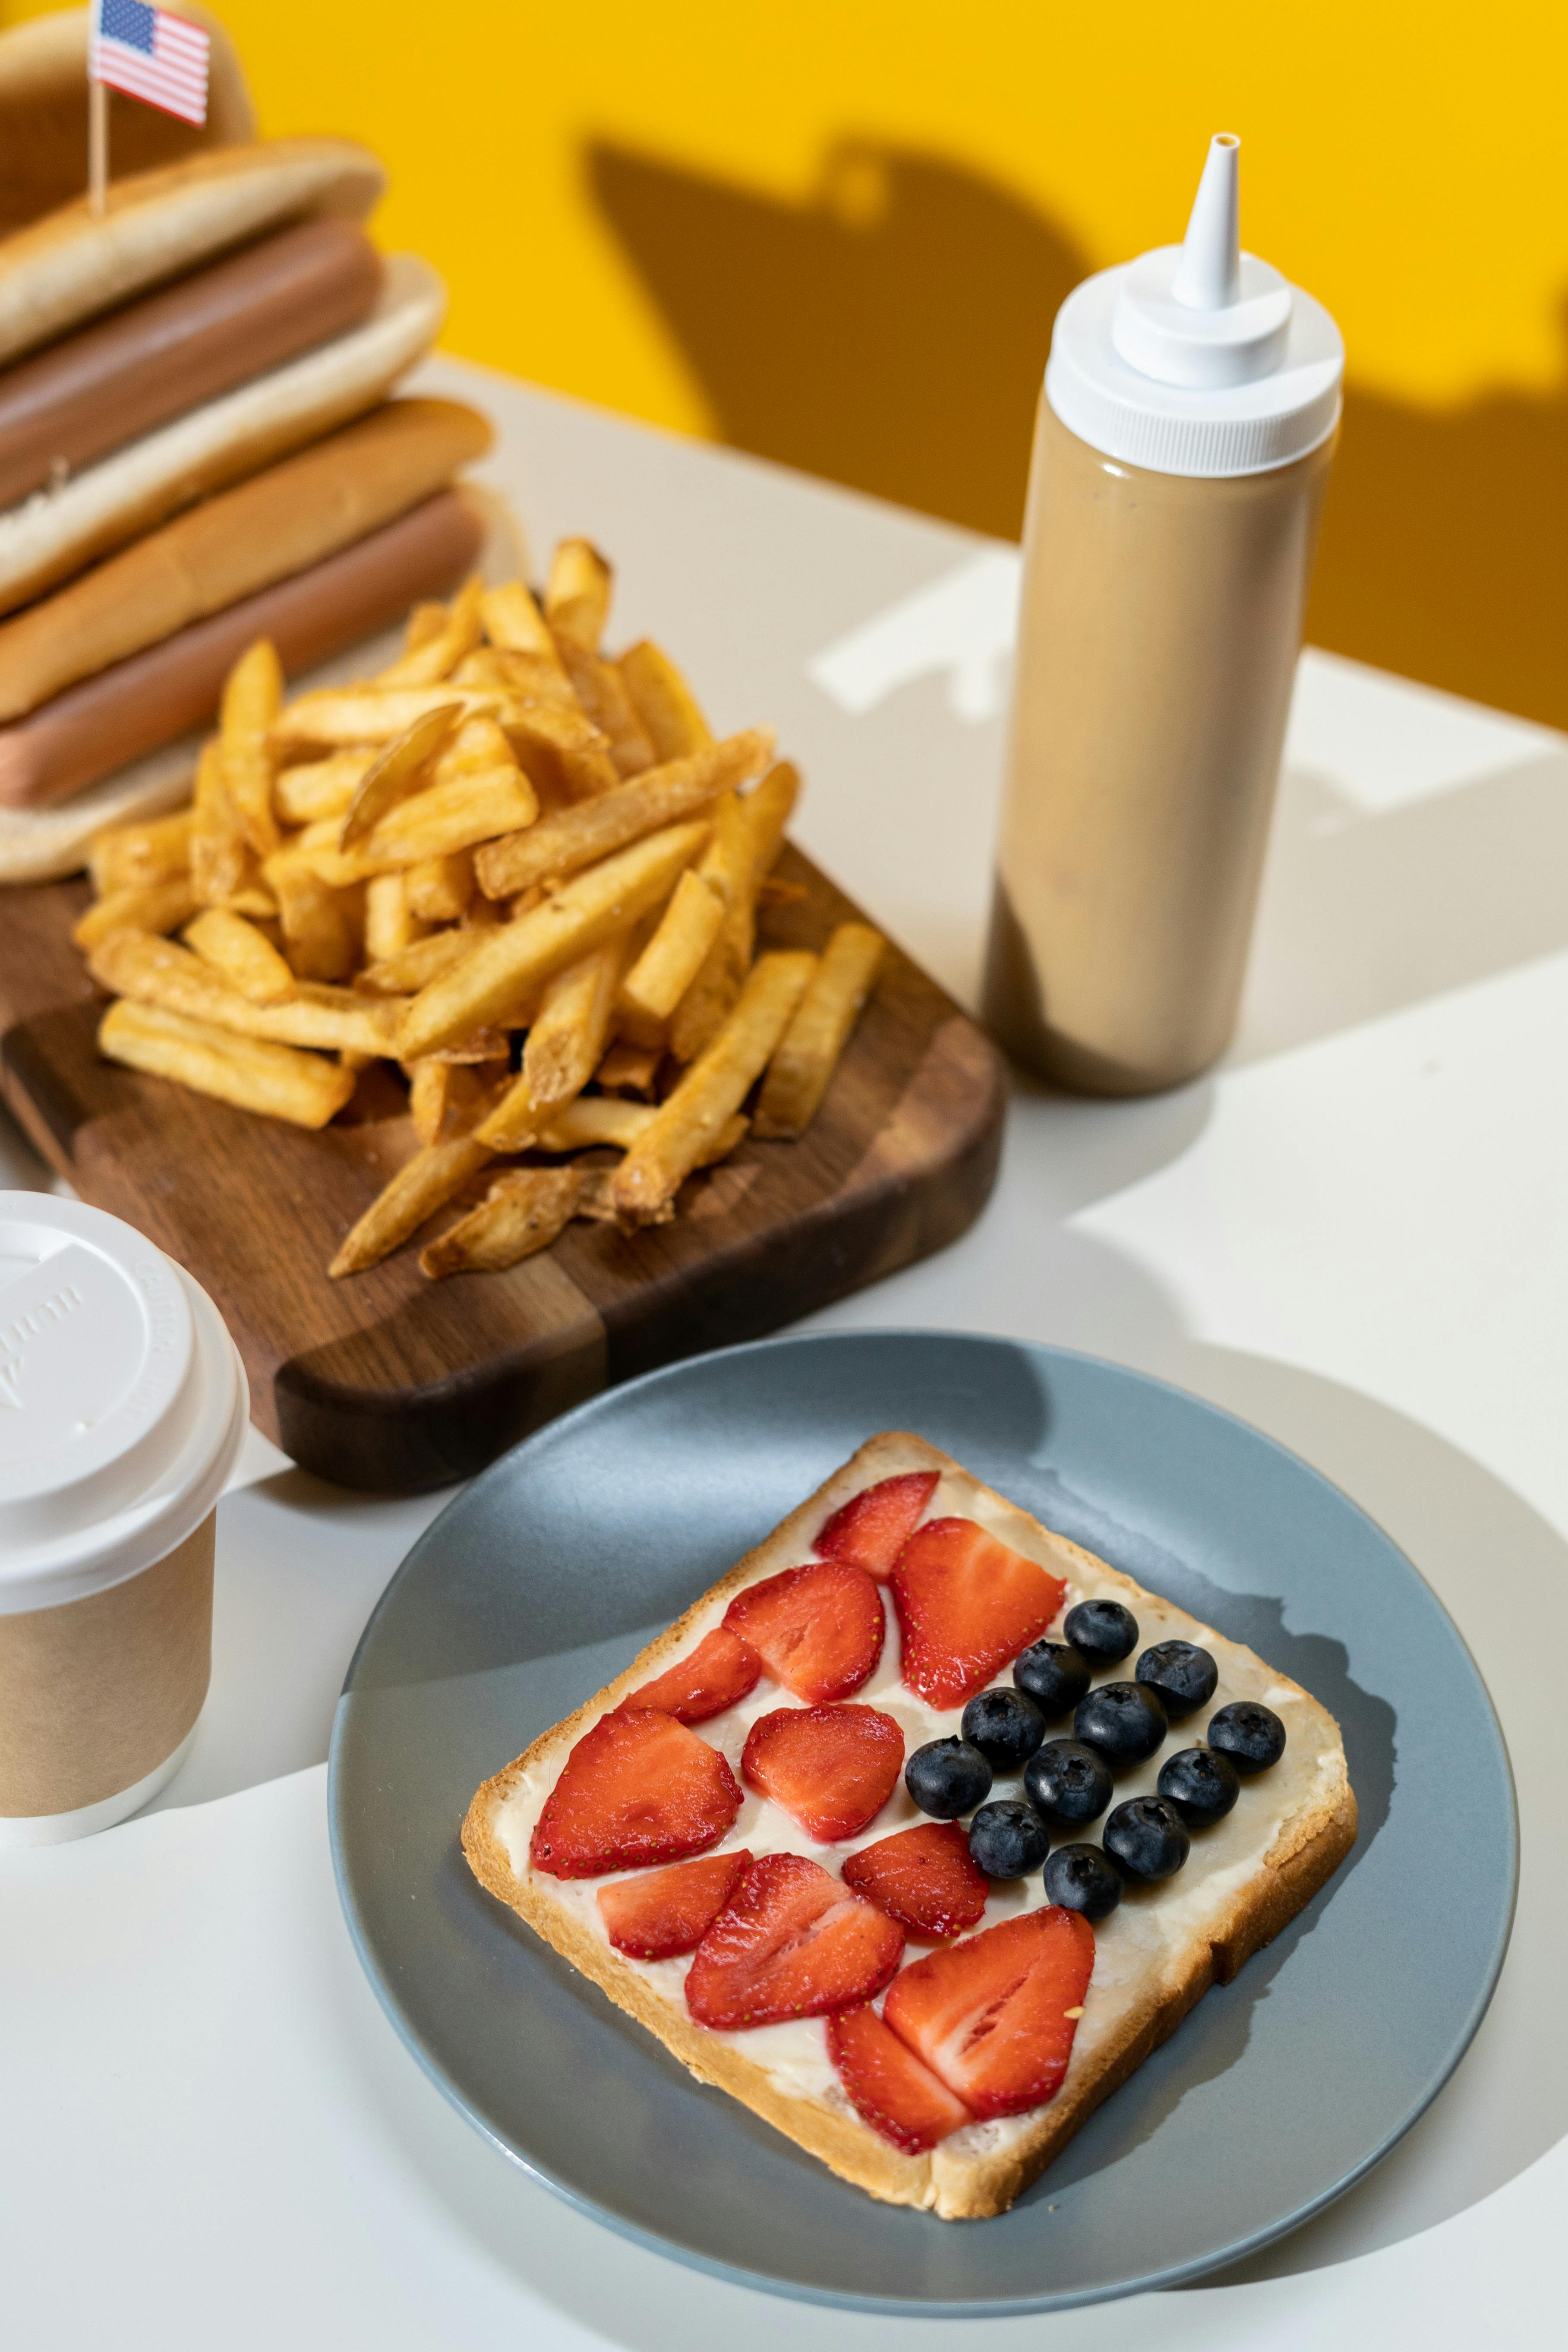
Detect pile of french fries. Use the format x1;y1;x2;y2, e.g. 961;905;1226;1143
78;539;887;1283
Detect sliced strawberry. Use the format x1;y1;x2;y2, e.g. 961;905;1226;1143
622;1626;762;1724
742;1704;904;1841
596;1849;754;1959
685;1853;904;2029
722;1560;883;1702
827;2003;975;2152
891;1517;1066;1708
841;1821;988;1941
530;1708;741;1879
882;1906;1095;2119
814;1472;940;1579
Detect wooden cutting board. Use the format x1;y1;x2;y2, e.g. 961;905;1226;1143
0;844;1006;1492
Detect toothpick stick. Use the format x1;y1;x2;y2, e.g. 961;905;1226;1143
88;76;108;219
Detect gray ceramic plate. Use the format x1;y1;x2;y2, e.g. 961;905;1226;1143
329;1332;1515;2316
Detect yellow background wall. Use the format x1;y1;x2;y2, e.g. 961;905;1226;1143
7;0;1567;726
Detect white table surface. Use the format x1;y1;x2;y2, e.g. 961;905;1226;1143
4;362;1567;2347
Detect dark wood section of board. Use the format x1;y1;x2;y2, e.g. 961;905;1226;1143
0;843;1006;1491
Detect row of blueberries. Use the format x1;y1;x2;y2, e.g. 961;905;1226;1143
903;1601;1288;1923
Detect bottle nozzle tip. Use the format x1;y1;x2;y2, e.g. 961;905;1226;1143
1172;134;1242;311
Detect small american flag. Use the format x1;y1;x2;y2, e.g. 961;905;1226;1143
89;0;209;127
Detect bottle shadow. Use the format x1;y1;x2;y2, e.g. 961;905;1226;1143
588;135;1568;732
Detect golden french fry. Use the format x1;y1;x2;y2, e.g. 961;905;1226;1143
613;952;815;1222
190;737;252;909
355;928;480;998
99;999;354;1129
418;1027;513;1065
553;637;655;778
474;1070;538;1151
668;762;800;1063
339;702;463;850
474;729;771;901
573;1166;674;1225
403;600;448;655
523;936;628;1111
545;537;611;650
617;641;713;763
594;1039;662;1098
480;580;564;662
182;906;298;1006
219;639;283;858
618;868;725;1026
502;696;619;803
419;1167;583;1280
363;871;427;964
408;1059;449;1147
265;856;360;982
754;924;885;1138
757;875;809;907
528;1101;748;1162
299;765;539;887
272;752;374;827
88;808;193;899
221;883;279;920
73;873;199;951
271;685;503;750
533;1096;654;1152
407;1058;502;1148
404;849;474;923
374;575;484;688
89;930;403;1056
454;644;576;704
399;819;710;1061
329;1130;496;1278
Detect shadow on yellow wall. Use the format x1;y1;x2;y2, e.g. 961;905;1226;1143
591;139;1568;732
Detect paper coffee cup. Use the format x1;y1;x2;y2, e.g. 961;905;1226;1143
0;1193;247;1846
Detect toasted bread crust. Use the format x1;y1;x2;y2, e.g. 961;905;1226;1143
462;1433;1357;2220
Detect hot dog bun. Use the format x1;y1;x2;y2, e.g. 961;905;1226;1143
0;136;386;370
0;487;488;814
0;253;446;616
0;7;255;240
0;485;527;881
0;397;492;723
0;217;383;511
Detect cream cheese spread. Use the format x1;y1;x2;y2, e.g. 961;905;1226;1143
495;1446;1344;2161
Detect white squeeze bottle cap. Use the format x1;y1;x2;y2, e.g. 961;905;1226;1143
1046;134;1344;477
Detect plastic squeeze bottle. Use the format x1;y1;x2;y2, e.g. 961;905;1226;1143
982;135;1343;1093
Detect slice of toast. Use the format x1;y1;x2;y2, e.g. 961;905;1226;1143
463;1433;1357;2220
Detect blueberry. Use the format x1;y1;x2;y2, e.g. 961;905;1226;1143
1157;1745;1241;1827
1104;1796;1191;1883
905;1736;992;1819
1208;1699;1287;1774
1044;1843;1123;1922
1023;1738;1114;1828
961;1686;1047;1771
1135;1641;1218;1721
968;1801;1050;1880
1073;1680;1167;1766
1013;1640;1092;1716
1063;1598;1139;1666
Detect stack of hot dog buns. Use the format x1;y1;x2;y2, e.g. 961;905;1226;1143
0;133;497;875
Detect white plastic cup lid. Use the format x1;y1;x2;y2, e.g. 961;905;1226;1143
0;1194;247;1614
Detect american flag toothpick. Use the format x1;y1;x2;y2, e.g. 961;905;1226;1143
88;0;211;216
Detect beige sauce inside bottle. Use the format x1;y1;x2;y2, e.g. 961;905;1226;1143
984;396;1334;1095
